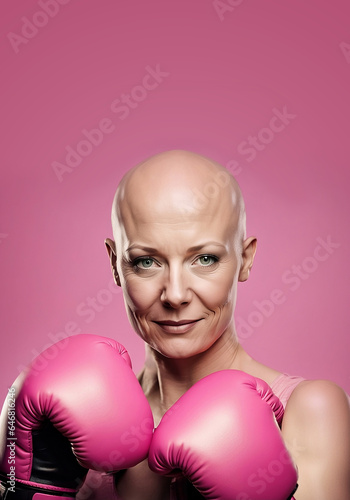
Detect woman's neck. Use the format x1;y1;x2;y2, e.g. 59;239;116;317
148;331;251;417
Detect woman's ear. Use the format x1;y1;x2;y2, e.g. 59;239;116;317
104;238;121;286
238;236;257;282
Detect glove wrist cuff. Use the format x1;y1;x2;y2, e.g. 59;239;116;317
0;477;76;499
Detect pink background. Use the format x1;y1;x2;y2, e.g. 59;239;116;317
1;0;349;401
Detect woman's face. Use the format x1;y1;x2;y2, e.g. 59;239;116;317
115;184;253;360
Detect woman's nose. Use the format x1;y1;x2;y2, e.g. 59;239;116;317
160;265;192;309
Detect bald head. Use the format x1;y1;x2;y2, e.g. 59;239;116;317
105;151;257;359
111;150;246;249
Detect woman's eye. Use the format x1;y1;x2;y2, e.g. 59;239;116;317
196;255;218;266
134;257;155;269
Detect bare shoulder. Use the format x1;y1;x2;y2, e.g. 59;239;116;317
283;379;350;429
281;379;350;499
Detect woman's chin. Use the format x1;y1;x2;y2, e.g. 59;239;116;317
150;337;213;361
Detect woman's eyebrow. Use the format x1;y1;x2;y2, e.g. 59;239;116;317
126;242;226;253
186;242;226;252
126;244;158;253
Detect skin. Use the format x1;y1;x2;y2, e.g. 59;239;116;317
103;150;350;500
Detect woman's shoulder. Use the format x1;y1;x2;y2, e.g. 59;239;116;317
284;378;350;417
281;379;350;464
281;378;350;496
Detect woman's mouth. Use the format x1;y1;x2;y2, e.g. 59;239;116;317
153;319;202;334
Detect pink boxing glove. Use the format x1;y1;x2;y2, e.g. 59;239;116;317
149;370;298;500
0;334;153;499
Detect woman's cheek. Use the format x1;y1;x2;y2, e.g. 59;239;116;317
201;272;236;307
124;275;159;312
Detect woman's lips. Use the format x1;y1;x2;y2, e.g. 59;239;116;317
153;319;201;334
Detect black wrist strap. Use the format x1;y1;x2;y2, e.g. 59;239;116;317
0;478;75;499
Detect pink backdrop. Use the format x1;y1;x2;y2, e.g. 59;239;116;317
1;0;349;401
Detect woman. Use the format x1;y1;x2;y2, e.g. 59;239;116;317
80;149;350;499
